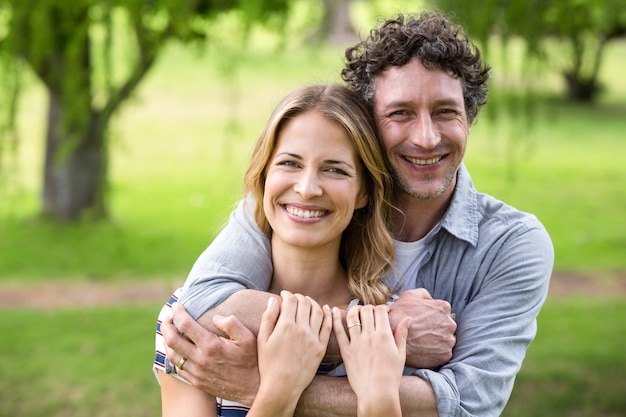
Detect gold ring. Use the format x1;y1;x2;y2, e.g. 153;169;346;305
176;357;187;371
347;322;361;329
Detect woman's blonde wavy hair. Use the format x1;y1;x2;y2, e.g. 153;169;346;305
243;84;394;305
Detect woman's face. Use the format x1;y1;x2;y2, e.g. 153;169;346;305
263;110;368;251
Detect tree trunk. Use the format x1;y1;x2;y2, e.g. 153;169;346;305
325;0;357;45
312;0;358;45
563;72;599;102
42;92;107;221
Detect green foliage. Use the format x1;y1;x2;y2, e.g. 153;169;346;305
0;0;293;220
428;0;626;102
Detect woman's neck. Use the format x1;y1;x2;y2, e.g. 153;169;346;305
269;238;352;309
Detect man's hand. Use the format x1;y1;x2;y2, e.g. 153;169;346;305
389;288;457;368
161;303;260;406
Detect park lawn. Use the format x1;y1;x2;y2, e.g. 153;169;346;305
0;304;162;417
0;297;624;417
503;296;626;416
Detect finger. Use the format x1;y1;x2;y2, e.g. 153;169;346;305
213;314;256;346
279;290;298;322
319;305;333;344
346;305;362;334
408;287;434;300
332;307;350;348
294;293;312;324
373;304;391;332
306;297;325;331
171;303;206;346
436;299;453;316
162;308;198;360
394;317;411;358
359;304;375;332
258;296;280;343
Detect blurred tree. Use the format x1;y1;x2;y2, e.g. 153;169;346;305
429;0;626;102
0;0;290;221
314;0;358;45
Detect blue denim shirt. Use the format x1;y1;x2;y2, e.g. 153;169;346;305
179;163;554;417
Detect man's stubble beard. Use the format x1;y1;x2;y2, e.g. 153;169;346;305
391;167;457;201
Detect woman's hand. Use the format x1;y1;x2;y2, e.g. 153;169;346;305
333;304;410;417
248;290;332;417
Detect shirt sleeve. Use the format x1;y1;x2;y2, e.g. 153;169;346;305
153;288;190;384
178;197;273;320
415;222;554;417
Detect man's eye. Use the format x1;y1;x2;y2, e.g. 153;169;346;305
438;108;460;117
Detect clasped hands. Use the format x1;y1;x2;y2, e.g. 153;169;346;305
161;288;456;406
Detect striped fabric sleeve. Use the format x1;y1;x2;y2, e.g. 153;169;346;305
153;288;190;384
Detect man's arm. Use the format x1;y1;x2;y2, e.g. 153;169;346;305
178;198;273;320
162;302;260;405
164;296;443;417
295;375;439;417
163;291;453;408
415;223;554;417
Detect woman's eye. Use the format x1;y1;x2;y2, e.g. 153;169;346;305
278;160;299;168
326;167;349;176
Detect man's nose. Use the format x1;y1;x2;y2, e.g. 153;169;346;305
410;113;439;150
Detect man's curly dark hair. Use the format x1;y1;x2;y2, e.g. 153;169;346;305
342;11;491;125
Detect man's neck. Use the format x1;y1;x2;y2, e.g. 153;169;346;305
390;191;453;242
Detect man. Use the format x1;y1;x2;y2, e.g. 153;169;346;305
160;11;553;417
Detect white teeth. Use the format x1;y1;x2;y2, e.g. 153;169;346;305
406;156;442;165
286;205;326;219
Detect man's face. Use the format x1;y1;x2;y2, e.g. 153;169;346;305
372;58;469;203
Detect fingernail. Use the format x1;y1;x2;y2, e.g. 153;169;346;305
267;297;274;308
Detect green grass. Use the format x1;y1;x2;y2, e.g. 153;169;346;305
0;304;162;417
503;297;626;416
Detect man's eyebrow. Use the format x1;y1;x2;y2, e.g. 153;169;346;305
378;97;464;109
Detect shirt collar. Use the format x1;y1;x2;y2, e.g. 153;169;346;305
433;163;479;247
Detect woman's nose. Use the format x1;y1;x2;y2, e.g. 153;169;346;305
293;169;323;198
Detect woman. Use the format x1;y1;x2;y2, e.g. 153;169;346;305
154;84;410;417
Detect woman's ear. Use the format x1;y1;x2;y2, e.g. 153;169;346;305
355;189;368;210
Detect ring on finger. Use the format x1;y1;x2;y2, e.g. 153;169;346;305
176;357;187;371
347;322;361;329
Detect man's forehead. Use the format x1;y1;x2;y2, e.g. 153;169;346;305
372;69;464;107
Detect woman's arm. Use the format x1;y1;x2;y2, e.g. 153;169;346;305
158;371;217;417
